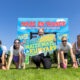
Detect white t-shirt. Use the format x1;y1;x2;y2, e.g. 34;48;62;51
58;42;72;53
0;45;7;53
10;45;24;56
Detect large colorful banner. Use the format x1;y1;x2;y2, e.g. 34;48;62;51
24;34;56;55
17;18;69;64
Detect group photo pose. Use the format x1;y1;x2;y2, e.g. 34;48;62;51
0;31;79;70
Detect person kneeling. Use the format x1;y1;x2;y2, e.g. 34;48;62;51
7;39;25;69
0;40;7;70
57;36;78;69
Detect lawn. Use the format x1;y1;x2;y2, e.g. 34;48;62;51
0;65;80;80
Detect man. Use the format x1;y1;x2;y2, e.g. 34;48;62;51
73;35;80;65
0;40;7;70
57;36;78;69
38;28;44;37
32;28;45;69
7;39;25;69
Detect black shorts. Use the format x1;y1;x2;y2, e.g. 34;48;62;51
76;53;80;58
64;53;68;59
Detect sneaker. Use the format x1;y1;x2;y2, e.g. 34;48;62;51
18;65;21;69
21;63;25;69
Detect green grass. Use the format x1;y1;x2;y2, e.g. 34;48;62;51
0;65;80;80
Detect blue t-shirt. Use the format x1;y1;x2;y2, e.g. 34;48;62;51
0;47;3;56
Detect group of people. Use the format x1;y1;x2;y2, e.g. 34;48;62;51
31;28;79;69
0;28;80;70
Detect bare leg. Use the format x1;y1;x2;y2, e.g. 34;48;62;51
15;63;19;69
22;54;25;69
19;53;22;68
1;53;6;70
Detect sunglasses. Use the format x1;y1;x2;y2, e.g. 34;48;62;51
62;40;67;42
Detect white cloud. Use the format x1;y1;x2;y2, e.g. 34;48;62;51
56;19;65;22
20;27;26;30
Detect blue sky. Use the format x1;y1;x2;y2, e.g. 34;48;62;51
0;0;80;49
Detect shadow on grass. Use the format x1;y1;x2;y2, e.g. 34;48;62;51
9;64;77;70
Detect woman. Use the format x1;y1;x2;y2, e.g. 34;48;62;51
73;35;80;65
57;36;78;69
7;39;25;69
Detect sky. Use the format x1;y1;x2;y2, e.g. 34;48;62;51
0;0;80;49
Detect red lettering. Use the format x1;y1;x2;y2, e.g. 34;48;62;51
46;22;51;26
21;22;28;26
21;21;35;27
21;21;66;27
59;22;66;26
46;21;66;27
38;22;44;27
28;22;35;27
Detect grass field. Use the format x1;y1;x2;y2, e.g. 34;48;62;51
0;64;80;80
